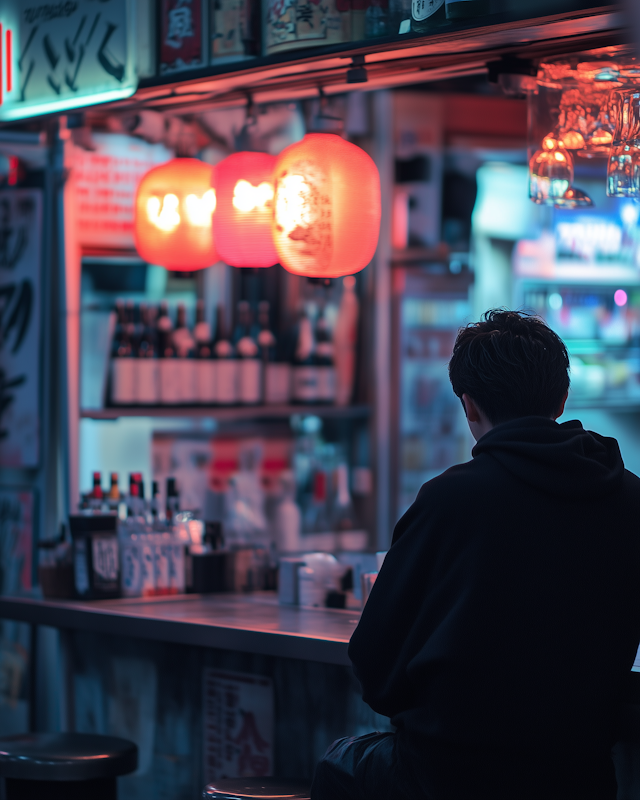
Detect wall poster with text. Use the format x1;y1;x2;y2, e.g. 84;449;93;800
203;668;274;783
0;190;41;468
160;0;205;73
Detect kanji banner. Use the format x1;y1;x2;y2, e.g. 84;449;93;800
0;190;41;468
0;0;137;121
203;668;274;783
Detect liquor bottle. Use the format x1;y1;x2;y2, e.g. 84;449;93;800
411;0;446;32
157;302;180;405
258;301;290;405
213;305;238;405
173;303;196;405
127;474;142;519
334;276;359;406
445;0;489;18
305;470;331;533
194;299;216;404
274;471;302;553
107;472;120;511
111;300;136;405
150;481;161;524
90;471;104;511
166;477;180;524
314;306;337;404
235;302;261;405
365;0;388;38
136;304;159;405
291;307;318;405
331;463;357;531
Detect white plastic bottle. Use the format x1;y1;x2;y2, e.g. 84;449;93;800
275;472;302;553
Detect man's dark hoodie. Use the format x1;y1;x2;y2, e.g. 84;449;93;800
349;417;640;799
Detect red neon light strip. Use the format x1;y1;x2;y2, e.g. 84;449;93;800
0;24;3;107
5;29;12;93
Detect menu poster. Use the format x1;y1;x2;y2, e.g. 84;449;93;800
160;0;205;73
203;668;274;783
73;134;172;250
0;190;41;469
0;488;34;596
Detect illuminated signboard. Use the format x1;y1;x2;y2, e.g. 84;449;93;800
0;0;137;122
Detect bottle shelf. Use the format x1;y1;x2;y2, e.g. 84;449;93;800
80;404;371;421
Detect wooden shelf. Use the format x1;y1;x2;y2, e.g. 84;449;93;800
98;8;623;115
81;404;371;421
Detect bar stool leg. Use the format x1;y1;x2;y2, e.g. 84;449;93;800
5;776;117;800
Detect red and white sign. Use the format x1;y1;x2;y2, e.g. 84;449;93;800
203;668;274;783
73;134;171;250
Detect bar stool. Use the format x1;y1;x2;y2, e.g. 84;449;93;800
203;777;311;799
0;732;138;800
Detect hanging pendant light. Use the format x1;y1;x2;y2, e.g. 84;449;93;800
272;133;381;278
213;151;278;268
134;158;217;271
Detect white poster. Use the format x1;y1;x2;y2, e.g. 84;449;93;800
203;668;274;784
0;0;137;122
73;134;172;250
0;190;41;468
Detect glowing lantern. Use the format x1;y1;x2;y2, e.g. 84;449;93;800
134;158;217;271
272;134;381;278
213;151;278;268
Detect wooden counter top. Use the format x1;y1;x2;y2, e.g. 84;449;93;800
0;593;359;665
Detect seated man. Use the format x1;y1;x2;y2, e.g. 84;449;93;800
312;310;640;800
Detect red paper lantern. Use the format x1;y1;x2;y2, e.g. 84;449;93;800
213;151;278;268
134;158;217;271
272;133;381;278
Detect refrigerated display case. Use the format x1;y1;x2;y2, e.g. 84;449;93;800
513;181;640;411
391;265;474;520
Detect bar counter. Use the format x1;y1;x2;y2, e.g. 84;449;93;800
0;593;358;666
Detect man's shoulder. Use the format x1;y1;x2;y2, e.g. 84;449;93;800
417;455;496;499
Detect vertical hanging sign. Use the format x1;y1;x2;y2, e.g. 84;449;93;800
0;0;137;122
160;0;205;73
0;190;41;468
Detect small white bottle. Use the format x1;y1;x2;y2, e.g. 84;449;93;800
275;472;302;554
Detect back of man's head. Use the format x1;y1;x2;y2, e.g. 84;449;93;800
448;309;570;425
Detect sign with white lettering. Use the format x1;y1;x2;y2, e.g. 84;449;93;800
0;190;41;468
0;0;137;122
203;668;274;783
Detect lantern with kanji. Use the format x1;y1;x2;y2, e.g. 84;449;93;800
271;133;381;278
134;158;217;271
213;151;278;268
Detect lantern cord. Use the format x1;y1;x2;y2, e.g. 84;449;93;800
235;93;259;151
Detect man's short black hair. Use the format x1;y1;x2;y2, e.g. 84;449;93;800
448;309;570;425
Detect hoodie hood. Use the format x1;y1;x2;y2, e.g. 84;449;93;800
472;417;625;499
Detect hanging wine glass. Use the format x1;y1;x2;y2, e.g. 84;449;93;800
556;86;615;158
607;90;640;198
553;187;594;209
529;134;574;205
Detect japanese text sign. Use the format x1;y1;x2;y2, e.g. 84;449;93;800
203;668;274;783
0;191;41;468
160;0;204;73
0;0;137;122
73;133;172;249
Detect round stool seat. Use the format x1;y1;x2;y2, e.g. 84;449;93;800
203;777;310;799
0;732;138;781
